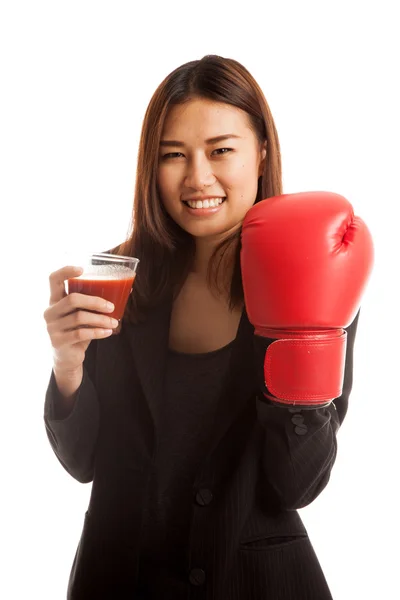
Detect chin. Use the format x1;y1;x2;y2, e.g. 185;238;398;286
188;223;240;241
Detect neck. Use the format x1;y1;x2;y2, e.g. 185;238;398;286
190;240;215;278
190;236;238;288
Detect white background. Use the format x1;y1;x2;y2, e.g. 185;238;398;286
1;1;398;598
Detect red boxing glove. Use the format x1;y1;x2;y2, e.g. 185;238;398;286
240;191;374;408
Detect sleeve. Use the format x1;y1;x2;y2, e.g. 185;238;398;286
43;339;100;484
256;309;360;510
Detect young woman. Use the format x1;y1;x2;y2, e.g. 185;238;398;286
43;55;369;599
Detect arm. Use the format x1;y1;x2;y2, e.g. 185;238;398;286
43;339;99;483
257;310;360;510
240;192;372;510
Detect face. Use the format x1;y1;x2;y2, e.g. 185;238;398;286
157;98;266;243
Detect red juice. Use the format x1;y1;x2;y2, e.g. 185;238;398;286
67;274;136;320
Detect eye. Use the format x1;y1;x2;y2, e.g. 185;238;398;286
161;152;184;159
160;148;233;160
213;148;233;155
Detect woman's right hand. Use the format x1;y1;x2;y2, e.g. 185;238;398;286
43;266;119;399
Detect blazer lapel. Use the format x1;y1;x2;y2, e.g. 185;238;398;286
123;299;173;436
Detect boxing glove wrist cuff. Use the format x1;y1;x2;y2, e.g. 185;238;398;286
254;329;347;408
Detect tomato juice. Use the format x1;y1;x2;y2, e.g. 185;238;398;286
67;274;136;320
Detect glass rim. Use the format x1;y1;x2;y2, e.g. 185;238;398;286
90;252;140;264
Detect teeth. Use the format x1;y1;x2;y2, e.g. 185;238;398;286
187;197;224;209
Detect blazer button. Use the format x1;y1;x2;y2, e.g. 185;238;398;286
294;424;308;435
291;414;305;426
195;489;213;506
189;568;206;586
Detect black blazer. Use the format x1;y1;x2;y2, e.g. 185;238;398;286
44;300;359;600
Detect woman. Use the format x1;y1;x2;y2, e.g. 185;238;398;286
43;55;363;599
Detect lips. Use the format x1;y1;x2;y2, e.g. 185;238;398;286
183;197;225;209
182;198;226;216
182;195;226;202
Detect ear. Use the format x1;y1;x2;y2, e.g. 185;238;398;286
258;141;267;177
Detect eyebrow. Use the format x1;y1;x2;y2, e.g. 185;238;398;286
159;134;242;147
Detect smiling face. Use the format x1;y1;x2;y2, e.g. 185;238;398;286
157;97;266;244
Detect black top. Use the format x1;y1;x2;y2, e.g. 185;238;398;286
138;341;235;595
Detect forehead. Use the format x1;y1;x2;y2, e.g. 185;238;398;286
162;98;253;140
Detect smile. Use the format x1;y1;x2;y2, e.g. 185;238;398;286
183;197;226;209
182;197;226;217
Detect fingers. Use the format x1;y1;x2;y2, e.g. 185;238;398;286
48;266;84;306
45;298;118;353
47;308;119;339
51;323;115;350
44;298;118;373
44;265;119;374
44;289;115;325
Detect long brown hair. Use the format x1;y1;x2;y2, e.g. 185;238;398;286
111;55;282;323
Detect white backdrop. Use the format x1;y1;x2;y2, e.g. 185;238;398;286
1;1;398;598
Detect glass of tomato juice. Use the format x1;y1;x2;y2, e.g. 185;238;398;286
66;252;139;321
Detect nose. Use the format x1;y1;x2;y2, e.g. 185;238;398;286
184;155;216;190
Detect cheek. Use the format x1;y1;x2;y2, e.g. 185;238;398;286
157;169;178;212
225;165;259;202
224;156;259;186
157;168;172;196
